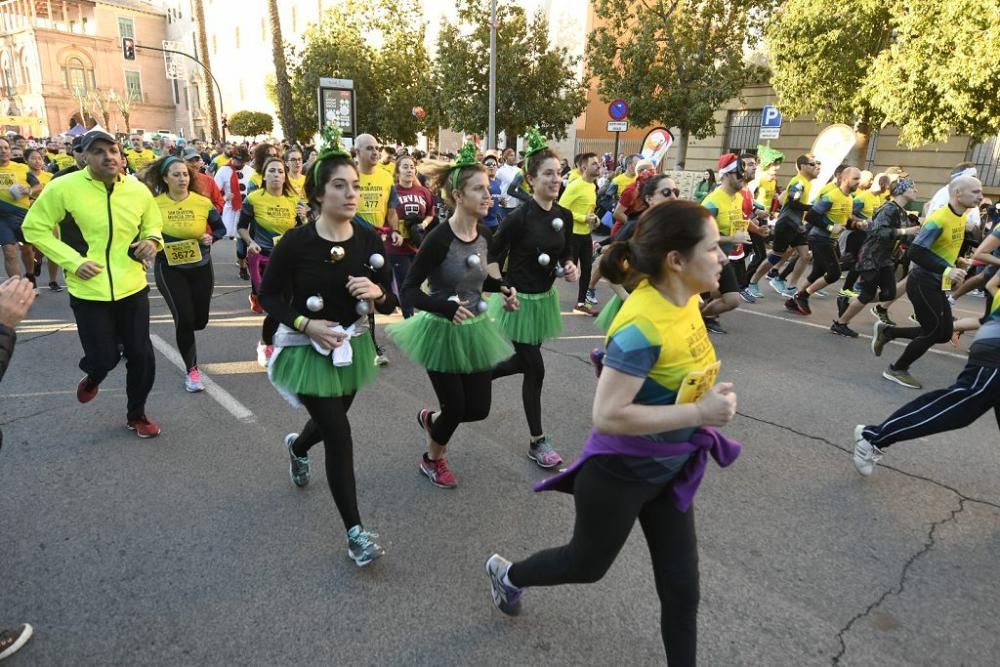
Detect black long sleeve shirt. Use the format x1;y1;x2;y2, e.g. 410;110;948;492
488;198;574;294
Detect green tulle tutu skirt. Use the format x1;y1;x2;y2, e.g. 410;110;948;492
387;310;514;373
489;286;563;345
595;294;624;332
269;334;377;400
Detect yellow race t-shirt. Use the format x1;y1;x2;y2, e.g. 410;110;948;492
611;173;636;196
288;173;305;196
700;186;745;252
854;190;881;220
755;177;776;209
126;149;156;173
243;189;298;249
0;161;33;208
917;204;967;268
357;168;396;227
558;177;597;235
156;192;215;240
605;279;718;442
376;161;396;178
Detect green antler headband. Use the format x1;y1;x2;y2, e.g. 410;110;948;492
757;144;785;168
449;142;479;191
313;124;350;183
523;126;548;158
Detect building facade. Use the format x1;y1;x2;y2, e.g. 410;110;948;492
0;0;178;138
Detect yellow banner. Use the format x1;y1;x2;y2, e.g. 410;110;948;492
0;116;44;135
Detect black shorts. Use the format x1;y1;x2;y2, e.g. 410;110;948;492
717;262;739;294
772;219;807;254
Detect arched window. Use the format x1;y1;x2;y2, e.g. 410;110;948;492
62;55;95;94
0;51;15;95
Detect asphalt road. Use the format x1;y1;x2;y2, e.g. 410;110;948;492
2;240;998;666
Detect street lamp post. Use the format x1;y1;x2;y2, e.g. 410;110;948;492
487;0;497;150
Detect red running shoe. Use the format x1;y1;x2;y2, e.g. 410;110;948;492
420;455;457;489
76;376;99;403
249;293;263;314
126;415;161;439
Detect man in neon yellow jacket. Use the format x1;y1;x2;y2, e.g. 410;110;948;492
23;130;165;438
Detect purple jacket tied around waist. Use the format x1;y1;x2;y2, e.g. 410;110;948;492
534;427;742;511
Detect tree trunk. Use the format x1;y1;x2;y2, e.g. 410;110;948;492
853;111;872;169
267;0;298;141
675;128;689;170
192;0;219;142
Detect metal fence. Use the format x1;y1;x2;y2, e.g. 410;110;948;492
968;136;1000;187
725;109;762;154
573;138;644;160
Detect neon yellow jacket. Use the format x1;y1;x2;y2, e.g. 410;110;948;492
23;170;163;302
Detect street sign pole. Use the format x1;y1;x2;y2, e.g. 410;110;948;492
487;0;497;150
613;131;620;163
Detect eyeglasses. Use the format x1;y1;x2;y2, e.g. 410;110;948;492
483;161;497;167
659;188;680;198
287;158;303;163
805;162;819;167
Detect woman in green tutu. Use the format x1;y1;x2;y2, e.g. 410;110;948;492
258;127;397;567
488;129;579;468
387;144;519;489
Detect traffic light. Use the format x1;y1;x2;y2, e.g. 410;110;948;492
122;37;136;61
221;114;228;131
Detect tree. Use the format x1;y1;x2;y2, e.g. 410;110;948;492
588;0;773;168
267;0;298;141
285;0;435;145
192;0;220;142
112;88;138;135
767;0;1000;158
228;111;274;138
433;0;587;145
766;0;890;162
86;89;115;130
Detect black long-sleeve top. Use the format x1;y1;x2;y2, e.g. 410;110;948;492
258;221;397;330
488;198;574;294
402;221;504;320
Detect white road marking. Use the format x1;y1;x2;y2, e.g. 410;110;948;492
149;333;256;423
556;335;605;341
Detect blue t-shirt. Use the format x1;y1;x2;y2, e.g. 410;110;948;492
484;177;503;228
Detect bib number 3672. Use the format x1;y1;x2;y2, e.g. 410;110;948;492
164;239;202;266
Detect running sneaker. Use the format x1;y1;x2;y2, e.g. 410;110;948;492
585;288;599;305
853;425;883;477
528;436;563;469
871;320;890;357
48;281;63;292
870;305;895;326
375;347;390;367
0;623;33;660
285;433;309;487
946;294;957;306
839;288;859;298
589;348;605;377
249;293;263;314
767;268;779;279
238;266;250;281
703;317;727;334
420;454;458;489
485;554;523;616
830;321;859;338
747;282;764;299
970;289;985;298
76;376;100;403
908;313;920;324
836;296;850;318
256;341;274;368
882;366;922;389
768;277;787;294
126;415;161;438
783;286;799;298
738;287;757;304
793;292;812;315
184;368;205;393
574;302;597;316
347;525;384;567
784;297;800;313
813;289;829;298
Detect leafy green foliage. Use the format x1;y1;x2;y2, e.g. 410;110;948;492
433;0;587;144
286;0;435;145
228;111;274;138
588;0;774;165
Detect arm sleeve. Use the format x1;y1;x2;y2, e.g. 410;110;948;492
207;208;226;240
558;182;586;224
870;207;898;242
237;201;254;231
604;320;661;378
21;185;88;274
908;223;951;273
785;181;811;213
208;179;225;212
26;172;39;187
214;169;228;192
257;231;298;328
367;231;398;315
807;197;833;229
139;192;164;249
0;323;15;385
507;173;531;203
387;186;399;210
401;226;460;319
477;225;506;293
558;204;574;264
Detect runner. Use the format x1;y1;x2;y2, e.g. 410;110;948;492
238;156;301;366
743;145;783;299
248;143;278;192
488;130;578;469
830;177;921;337
182;148;225;212
485;200;741;665
0;138;42;284
125;135;156;174
285;147;307;196
699;154;747;332
141;155;226;392
785;167;865;316
214;147;253;280
259;128;396;566
23;148;61;292
390;153;435;318
496;147;523;217
22;129;164;438
387;144;518;489
853;273;1000;477
870;175;983;389
839;170;881;298
745;154;819;295
559;152;601;315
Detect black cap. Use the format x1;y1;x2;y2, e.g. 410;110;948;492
79;130;116;152
70;135;86;151
182;147;201;161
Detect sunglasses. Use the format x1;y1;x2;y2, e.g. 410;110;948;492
483;161;498;167
659;187;680;198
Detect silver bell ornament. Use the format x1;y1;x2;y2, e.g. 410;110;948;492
476;299;490;314
368;253;385;269
447;295;461;303
355;300;371;316
551;218;564;232
329;246;345;262
537;253;551;267
466;253;481;268
306;295;324;312
554;264;566;277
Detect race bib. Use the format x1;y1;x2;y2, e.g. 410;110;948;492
164;239;202;266
675;361;721;404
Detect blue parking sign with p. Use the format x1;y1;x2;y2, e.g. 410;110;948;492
762;106;782;128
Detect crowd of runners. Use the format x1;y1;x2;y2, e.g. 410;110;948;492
1;121;998;664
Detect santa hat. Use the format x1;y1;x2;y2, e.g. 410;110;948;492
717;153;740;175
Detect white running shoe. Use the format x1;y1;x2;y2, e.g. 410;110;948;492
184;368;205;393
853;425;883;477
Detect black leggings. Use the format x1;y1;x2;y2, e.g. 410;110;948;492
155;260;214;370
291;393;361;530
427;370;493;445
841;231;866;291
806;240;840;284
744;232;767;287
571;232;593;303
886;274;953;371
856;266;897;305
492;342;545;437
508;457;699;665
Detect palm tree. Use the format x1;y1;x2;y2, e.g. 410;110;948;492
267;0;297;141
192;0;219;142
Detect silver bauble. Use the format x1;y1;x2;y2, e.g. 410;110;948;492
554;264;566;277
355;300;371;316
306;295;324;312
476;299;489;314
466;254;481;268
537;253;551;267
329;246;345;262
368;253;385;269
551;218;564;232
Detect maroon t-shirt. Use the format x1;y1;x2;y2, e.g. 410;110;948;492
389;183;436;256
